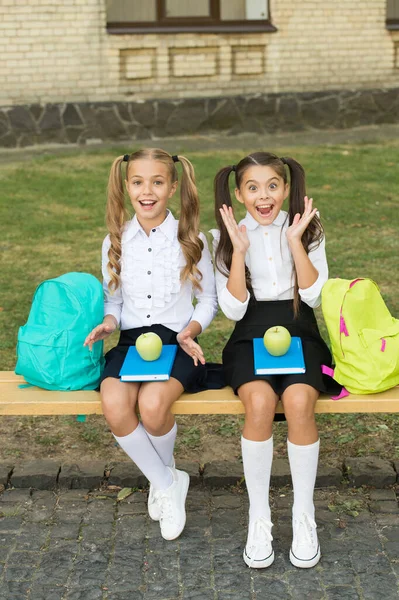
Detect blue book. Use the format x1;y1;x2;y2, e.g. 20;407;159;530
119;345;178;382
253;337;306;375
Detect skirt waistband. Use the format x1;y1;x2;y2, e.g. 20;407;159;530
230;300;319;343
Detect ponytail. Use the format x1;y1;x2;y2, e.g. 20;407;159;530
214;165;253;294
176;154;204;292
106;155;129;292
281;156;324;316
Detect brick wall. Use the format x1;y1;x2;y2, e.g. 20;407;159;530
1;0;399;106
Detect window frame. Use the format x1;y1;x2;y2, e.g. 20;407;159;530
107;0;276;34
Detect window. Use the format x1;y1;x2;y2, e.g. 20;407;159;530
387;0;399;29
106;0;275;33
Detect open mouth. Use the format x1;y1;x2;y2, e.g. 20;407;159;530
256;204;274;218
139;200;157;210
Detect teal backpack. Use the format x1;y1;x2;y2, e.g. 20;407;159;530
321;278;399;394
15;272;105;390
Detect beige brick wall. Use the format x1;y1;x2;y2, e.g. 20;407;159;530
0;0;398;106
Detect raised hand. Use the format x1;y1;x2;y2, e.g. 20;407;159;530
286;196;318;245
176;327;205;367
219;204;250;255
84;319;117;351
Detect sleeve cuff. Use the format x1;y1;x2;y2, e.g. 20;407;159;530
220;286;250;321
191;302;218;333
104;304;121;326
298;274;324;308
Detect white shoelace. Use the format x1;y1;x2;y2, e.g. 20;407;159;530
293;513;317;548
246;517;273;567
158;491;174;524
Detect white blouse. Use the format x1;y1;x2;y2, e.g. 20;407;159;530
103;211;218;333
211;210;328;322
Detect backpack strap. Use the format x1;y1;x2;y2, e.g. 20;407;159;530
321;365;350;400
339;278;365;355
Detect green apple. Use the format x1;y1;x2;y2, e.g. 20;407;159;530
263;326;291;357
135;332;163;361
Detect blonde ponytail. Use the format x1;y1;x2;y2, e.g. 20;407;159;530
176;154;204;292
106;155;129;291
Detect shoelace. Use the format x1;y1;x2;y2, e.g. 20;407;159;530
293;513;317;548
158;491;174;524
247;517;273;567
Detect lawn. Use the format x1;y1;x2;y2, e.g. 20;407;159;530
0;141;398;465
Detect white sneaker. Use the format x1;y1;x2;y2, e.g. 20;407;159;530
148;458;175;521
158;467;190;541
243;517;274;569
290;512;321;568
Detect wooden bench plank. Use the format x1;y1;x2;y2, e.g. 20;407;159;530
1;372;399;416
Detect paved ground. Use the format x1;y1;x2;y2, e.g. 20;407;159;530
0;485;398;600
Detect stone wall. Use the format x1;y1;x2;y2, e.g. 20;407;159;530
1;88;399;149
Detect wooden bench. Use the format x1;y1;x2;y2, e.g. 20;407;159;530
1;371;399;416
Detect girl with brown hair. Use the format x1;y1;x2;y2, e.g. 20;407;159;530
85;148;218;541
211;152;342;569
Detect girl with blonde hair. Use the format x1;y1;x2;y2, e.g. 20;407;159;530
85;148;218;541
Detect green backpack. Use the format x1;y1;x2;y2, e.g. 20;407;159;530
321;278;399;394
15;272;105;390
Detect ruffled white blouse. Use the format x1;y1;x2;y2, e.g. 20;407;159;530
102;211;217;333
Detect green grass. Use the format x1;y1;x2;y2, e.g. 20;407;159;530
0;142;398;461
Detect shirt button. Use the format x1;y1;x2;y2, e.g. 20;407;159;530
273;282;276;286
147;271;151;275
264;232;268;236
146;314;150;318
269;257;272;261
148;248;152;252
152;228;156;233
147;295;151;299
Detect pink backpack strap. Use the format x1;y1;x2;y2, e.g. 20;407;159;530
349;278;364;288
321;365;350;400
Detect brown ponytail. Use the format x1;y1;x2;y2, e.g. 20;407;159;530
280;156;323;315
214;165;253;295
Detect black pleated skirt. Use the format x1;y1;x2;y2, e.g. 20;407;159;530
223;299;342;397
101;324;225;393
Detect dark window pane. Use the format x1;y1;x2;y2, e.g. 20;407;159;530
107;0;156;22
165;0;211;18
221;0;268;21
387;0;399;19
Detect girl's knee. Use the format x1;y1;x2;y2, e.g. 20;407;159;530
244;392;275;425
139;395;169;431
284;396;315;424
100;380;137;427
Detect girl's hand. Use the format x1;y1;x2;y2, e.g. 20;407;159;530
84;320;117;351
219;204;250;256
176;327;205;367
286;196;318;245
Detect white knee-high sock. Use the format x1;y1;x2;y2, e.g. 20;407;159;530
113;423;173;490
287;438;320;519
145;422;177;468
241;435;273;523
